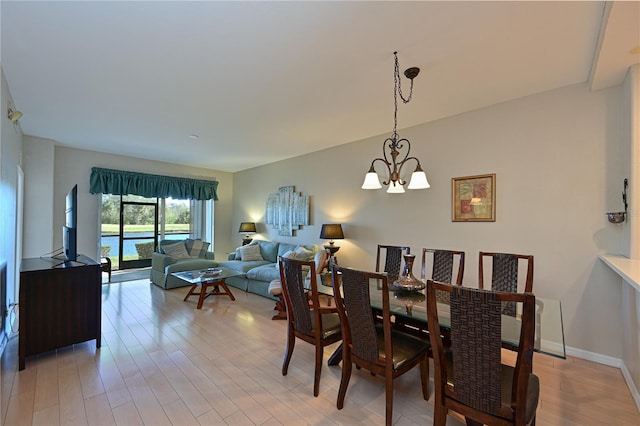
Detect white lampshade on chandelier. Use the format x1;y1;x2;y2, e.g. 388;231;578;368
362;52;430;193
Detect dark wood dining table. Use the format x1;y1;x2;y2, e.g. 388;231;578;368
314;273;566;365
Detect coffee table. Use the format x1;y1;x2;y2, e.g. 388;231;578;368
172;267;242;309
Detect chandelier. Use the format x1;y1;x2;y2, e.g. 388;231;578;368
362;52;430;193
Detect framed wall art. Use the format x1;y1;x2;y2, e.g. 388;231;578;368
452;173;496;222
265;186;310;236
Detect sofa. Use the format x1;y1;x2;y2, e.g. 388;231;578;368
151;238;218;289
218;239;319;300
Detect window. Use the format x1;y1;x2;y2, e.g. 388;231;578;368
100;195;213;270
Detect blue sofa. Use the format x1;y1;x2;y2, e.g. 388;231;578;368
150;239;218;289
218;239;319;300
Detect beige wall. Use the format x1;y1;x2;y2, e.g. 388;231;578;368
233;82;625;359
22;145;235;261
620;64;640;407
0;69;23;334
22;136;55;258
12;71;635;371
0;67;24;422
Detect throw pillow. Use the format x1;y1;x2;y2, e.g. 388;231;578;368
185;238;196;255
235;241;258;260
238;244;263;261
275;250;297;268
186;238;210;258
293;245;314;261
162;241;190;260
276;250;311;275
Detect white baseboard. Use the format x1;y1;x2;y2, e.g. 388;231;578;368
620;362;640;413
566;345;640;413
566;345;623;367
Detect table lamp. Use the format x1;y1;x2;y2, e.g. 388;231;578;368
239;222;257;245
320;224;344;271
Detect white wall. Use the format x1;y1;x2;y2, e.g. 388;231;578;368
233;82;625;358
0;68;22;335
619;64;640;407
22;136;54;258
21;146;235;263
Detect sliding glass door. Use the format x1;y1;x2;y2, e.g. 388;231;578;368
119;196;158;270
100;195;197;271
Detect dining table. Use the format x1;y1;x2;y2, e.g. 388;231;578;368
314;273;566;365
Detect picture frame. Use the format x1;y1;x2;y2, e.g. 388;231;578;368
452;173;496;222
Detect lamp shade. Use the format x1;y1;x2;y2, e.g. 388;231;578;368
407;170;430;189
238;222;257;233
319;224;344;241
362;171;382;189
386;181;405;193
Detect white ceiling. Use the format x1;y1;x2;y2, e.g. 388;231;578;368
2;1;639;173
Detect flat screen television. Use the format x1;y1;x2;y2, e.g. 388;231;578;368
63;184;78;262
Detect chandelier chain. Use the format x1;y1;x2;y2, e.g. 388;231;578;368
392;52;415;137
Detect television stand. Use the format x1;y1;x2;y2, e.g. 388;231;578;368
19;254;101;370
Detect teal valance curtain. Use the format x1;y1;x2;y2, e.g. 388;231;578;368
89;167;219;201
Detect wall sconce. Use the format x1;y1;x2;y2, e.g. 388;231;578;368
362;52;430;193
239;222;257;245
7;105;22;123
606;178;628;224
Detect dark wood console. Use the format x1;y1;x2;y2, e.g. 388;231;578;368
19;255;101;370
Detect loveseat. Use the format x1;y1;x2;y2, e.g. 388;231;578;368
151;239;218;289
218;239;319;300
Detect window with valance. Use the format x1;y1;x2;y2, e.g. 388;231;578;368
89;167;218;201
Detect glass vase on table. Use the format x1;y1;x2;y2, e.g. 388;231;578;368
393;254;426;291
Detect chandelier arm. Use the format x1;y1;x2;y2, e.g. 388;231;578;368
403;156;424;171
382;137;396;165
394;156;422;185
368;157;393;185
393;137;412;165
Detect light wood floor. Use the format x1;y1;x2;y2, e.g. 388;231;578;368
1;279;639;425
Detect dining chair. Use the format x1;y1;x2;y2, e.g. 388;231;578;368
270;249;330;320
420;248;465;284
376;244;410;283
331;265;430;426
279;257;342;397
421;248;465;305
479;252;534;293
426;280;538;426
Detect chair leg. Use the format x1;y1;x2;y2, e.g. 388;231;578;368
313;342;323;397
433;395;447;426
282;327;295;376
336;360;352;410
271;294;287;320
385;374;394;426
419;356;430;400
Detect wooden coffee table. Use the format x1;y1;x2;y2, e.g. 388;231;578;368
172;267;242;309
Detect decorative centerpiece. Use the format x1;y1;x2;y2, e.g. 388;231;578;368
200;268;222;278
393;254;426;291
393;290;426;316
